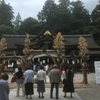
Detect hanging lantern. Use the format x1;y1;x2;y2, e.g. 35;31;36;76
43;60;45;64
72;60;75;65
47;58;49;62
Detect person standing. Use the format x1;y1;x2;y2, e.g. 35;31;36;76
62;68;66;79
44;64;49;75
49;64;61;99
24;66;34;99
0;73;9;100
37;65;46;98
15;67;24;97
63;64;74;98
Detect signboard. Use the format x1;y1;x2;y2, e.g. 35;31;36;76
94;61;100;84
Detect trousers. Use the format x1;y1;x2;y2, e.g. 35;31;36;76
16;83;25;96
50;83;59;98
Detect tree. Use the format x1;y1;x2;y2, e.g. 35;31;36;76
78;36;89;84
0;24;17;37
53;32;65;53
91;1;100;22
38;0;57;22
22;17;39;35
91;1;100;45
13;12;22;32
0;0;14;26
37;0;91;34
21;34;33;70
0;38;7;56
23;34;32;56
0;37;7;75
54;0;72;33
37;0;59;32
70;0;90;33
53;32;65;71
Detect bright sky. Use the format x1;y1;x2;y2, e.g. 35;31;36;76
5;0;99;21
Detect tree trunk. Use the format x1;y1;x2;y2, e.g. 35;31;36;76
82;66;88;84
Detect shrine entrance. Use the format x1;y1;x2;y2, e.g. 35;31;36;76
32;53;57;72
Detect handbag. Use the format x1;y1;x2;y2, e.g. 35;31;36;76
34;78;38;84
16;78;24;84
62;78;66;84
11;75;16;83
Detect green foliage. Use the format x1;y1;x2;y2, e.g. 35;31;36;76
22;17;41;35
37;0;58;33
38;0;57;22
70;0;90;30
91;4;100;22
41;45;48;52
91;2;100;45
37;0;90;34
69;50;76;57
0;0;14;26
13;12;22;31
54;0;72;33
0;24;17;37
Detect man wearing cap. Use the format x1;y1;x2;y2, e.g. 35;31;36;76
49;64;61;99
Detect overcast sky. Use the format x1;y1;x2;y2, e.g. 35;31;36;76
5;0;99;20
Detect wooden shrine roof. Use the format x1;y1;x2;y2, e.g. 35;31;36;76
2;26;100;56
3;34;100;49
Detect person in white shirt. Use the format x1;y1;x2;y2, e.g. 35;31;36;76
45;64;49;75
37;65;46;98
24;66;34;99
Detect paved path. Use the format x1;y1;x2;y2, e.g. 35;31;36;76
9;88;82;100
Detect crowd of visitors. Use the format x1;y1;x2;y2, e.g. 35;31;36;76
0;64;75;100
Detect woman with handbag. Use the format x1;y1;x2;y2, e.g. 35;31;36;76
63;64;74;98
14;67;24;97
37;65;46;98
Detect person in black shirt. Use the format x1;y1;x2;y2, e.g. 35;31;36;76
63;64;75;98
14;67;24;97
